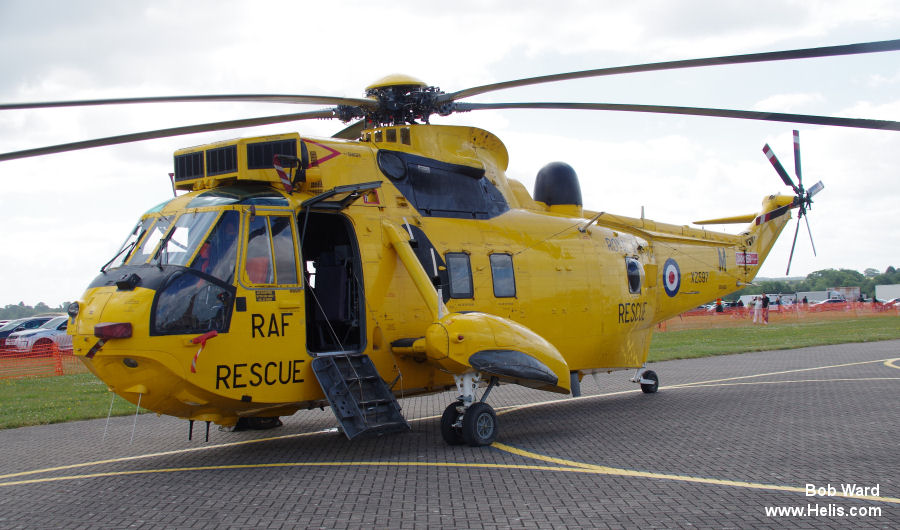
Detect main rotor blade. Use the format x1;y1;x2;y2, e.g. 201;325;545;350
332;119;368;140
0;94;376;111
438;39;900;104
0;110;336;162
792;130;803;186
453;101;900;132
763;144;798;192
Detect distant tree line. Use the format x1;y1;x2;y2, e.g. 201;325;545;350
729;266;899;300
0;302;70;320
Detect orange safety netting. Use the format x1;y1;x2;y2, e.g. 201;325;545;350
657;302;899;332
0;342;88;380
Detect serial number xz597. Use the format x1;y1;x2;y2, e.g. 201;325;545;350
689;272;709;284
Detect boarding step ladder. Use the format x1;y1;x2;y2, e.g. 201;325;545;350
311;353;409;439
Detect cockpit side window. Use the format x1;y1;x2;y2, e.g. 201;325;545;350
245;215;274;284
242;214;300;285
191;210;239;284
271;216;299;285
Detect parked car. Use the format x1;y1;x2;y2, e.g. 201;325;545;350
5;316;72;356
0;316;56;349
881;297;900;309
809;298;848;312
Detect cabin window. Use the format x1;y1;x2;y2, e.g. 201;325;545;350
626;258;642;294
446;252;473;299
244;215;301;285
490;253;516;298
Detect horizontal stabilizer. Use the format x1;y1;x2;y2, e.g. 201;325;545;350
694;213;756;225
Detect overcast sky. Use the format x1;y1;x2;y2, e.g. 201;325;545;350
1;0;898;306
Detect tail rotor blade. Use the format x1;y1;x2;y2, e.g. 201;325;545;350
807;180;824;198
786;217;802;275
804;214;817;256
763;144;799;192
792;130;803;187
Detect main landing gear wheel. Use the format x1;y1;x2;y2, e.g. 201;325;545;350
640;370;659;393
440;402;465;445
461;402;498;447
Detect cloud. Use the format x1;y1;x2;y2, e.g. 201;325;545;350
753;93;826;112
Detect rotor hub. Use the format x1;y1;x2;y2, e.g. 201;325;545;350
337;75;445;127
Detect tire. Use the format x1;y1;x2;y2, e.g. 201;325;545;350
640;370;659;393
440;402;465;445
461;402;498;447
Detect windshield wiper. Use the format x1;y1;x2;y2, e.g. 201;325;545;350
100;241;136;273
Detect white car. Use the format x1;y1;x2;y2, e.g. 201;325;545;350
5;316;72;356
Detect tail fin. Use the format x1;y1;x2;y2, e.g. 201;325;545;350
736;194;796;279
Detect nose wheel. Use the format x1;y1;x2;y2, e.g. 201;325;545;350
461;402;497;446
440;373;499;446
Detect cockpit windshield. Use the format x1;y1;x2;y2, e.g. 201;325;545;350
127;215;174;265
105;217;156;271
106;209;225;269
117;211;216;268
154;211;218;267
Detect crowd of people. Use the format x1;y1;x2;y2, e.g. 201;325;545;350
749;295;776;324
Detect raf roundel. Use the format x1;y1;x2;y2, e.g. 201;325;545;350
663;258;681;297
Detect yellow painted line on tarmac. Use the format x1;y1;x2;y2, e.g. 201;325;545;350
667;358;894;389
490;442;900;505
679;377;900;389
0;429;329;481
0;461;605;487
5;452;900;508
884;358;900;370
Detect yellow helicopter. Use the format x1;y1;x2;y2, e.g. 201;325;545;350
2;39;899;446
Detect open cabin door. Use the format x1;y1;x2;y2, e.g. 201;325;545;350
299;182;379;355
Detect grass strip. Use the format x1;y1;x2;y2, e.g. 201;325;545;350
0;373;146;429
649;315;900;361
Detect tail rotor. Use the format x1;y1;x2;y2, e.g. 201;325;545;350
762;130;824;275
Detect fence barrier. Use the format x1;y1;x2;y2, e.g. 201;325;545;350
657;301;899;332
0;342;88;380
1;303;897;379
